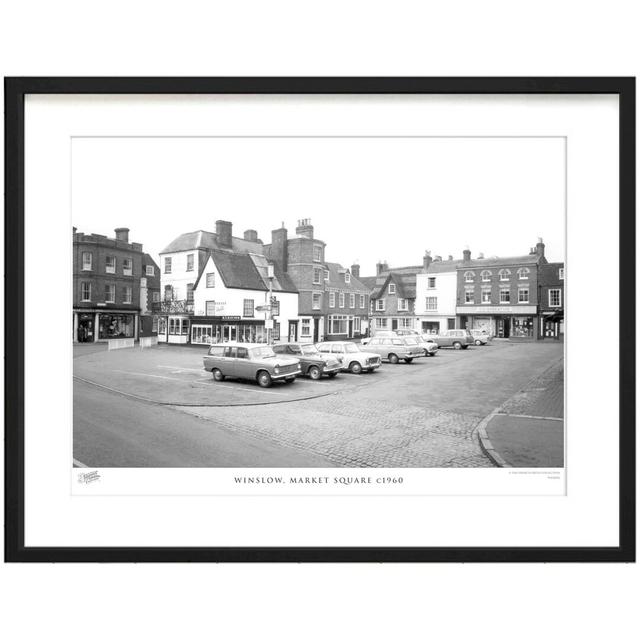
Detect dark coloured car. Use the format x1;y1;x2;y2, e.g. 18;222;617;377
272;342;342;380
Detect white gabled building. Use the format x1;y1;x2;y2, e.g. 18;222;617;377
415;252;463;334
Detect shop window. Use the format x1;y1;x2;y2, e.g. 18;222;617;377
105;255;116;274
428;277;436;289
81;282;91;302
517;267;530;280
398;298;408;311
243;299;254;317
300;319;311;337
499;269;510;281
388;283;396;294
500;288;510;303
400;318;413;328
375;317;388;329
186;254;194;272
425;297;437;311
206;273;215;287
164;257;172;274
339;292;345;308
376;299;385;311
181;319;189;335
512;317;533;338
464;271;475;283
158;317;166;334
329;291;335;308
205;300;216;316
360;295;365;309
146;265;154;276
123;286;132;304
481;270;492;282
312;293;322;310
518;287;529;303
99;314;134;339
123;258;133;276
549;289;561;307
191;325;213;344
105;284;115;303
82;252;93;271
328;315;348;335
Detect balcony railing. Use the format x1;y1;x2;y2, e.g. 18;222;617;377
152;300;194;314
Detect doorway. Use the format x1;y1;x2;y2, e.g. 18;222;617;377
497;317;510;338
78;315;94;342
288;320;298;342
313;318;320;342
391;318;398;331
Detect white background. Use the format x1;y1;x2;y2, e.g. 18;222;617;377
1;2;638;640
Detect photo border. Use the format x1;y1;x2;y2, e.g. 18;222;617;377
4;77;635;562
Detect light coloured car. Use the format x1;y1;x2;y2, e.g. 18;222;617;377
432;329;474;349
365;336;425;364
316;341;382;374
361;330;397;346
405;335;439;357
203;342;301;388
469;329;490;346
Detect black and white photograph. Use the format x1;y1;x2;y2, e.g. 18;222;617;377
71;135;565;471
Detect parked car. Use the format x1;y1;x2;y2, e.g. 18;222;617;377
272;342;342;380
203;342;301;388
316;341;382;374
361;330;396;346
469;329;491;346
405;335;439;357
365;336;425;364
432;329;474;349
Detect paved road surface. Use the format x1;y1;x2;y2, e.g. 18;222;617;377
74;380;335;468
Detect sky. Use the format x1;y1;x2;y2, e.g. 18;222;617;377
71;136;566;275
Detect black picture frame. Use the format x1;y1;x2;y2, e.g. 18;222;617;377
4;77;635;563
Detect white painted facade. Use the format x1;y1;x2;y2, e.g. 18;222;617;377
160;249;200;302
415;270;458;333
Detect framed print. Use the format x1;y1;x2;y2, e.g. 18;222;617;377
4;77;635;562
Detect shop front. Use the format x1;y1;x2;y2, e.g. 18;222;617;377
457;305;538;339
539;311;564;340
73;309;139;343
189;316;274;346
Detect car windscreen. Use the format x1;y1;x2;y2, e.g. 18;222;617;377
404;337;419;344
344;343;360;353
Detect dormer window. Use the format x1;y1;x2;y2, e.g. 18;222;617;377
517;267;530;280
499;269;510;281
481;270;492;282
345;272;351;283
388;283;396;295
464;271;475;283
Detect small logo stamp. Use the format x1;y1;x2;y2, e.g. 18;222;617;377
77;470;101;484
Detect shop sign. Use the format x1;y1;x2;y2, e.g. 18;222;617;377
456;305;536;315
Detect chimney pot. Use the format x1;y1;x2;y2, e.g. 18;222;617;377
244;229;259;242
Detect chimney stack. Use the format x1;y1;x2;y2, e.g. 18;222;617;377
423;250;433;271
448;255;453;261
376;261;389;275
216;220;233;248
351;263;360;278
536;237;545;258
296;218;314;239
244;229;259;242
271;224;288;271
463;247;471;263
115;228;130;243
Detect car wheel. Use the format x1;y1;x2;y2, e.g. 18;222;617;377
475;340;482;346
212;368;224;382
308;365;321;380
257;371;273;388
388;353;399;364
404;358;413;364
453;341;462;350
327;371;338;378
349;361;363;374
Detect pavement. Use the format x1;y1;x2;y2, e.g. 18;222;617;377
481;357;564;467
73;340;564;468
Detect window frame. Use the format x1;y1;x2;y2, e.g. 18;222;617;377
186;254;195;272
105;284;116;303
388;283;396;295
481;270;492;282
105;255;116;274
549;288;562;307
164;257;172;274
81;251;93;271
122;257;133;276
81;281;91;302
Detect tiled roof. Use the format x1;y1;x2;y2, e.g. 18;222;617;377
142;253;159;269
160;230;264;255
424;259;466;273
358;276;378;291
249;253;298;293
325;262;370;293
459;254;542;269
366;266;423;299
194;250;267;292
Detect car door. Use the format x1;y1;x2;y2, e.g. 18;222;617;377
330;344;346;365
234;346;252;380
222;346;238;377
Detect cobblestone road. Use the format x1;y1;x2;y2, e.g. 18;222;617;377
175;341;564;467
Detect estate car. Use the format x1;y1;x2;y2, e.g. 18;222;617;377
203;342;301;388
470;329;491;345
365;336;425;364
272;342;342;380
432;329;474;349
316;341;381;374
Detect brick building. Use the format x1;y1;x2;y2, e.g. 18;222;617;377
538;261;565;339
73;227;145;342
140;253;161;338
361;262;422;334
455;239;547;339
